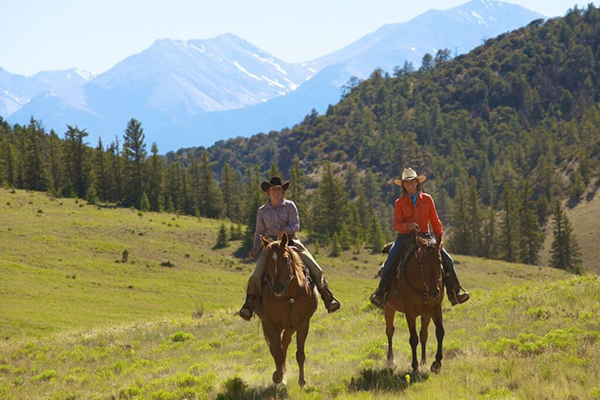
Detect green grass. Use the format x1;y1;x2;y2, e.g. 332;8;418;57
0;188;599;399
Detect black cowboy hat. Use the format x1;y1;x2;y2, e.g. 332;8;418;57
261;176;290;192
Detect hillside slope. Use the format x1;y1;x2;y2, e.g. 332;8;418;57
1;189;598;399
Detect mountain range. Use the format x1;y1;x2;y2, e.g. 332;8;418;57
2;0;543;151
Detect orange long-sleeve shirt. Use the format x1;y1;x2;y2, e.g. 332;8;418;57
393;192;443;237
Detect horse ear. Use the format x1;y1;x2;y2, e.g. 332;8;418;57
280;232;289;247
260;234;270;248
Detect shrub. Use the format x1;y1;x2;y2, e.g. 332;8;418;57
170;331;195;343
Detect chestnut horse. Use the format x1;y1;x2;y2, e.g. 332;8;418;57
382;233;445;373
254;232;318;387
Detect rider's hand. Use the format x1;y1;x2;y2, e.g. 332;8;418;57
249;250;256;259
406;222;415;230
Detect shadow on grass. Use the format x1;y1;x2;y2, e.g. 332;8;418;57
216;376;289;400
348;367;429;393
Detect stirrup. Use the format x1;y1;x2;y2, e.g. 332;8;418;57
449;285;470;306
369;287;387;309
320;287;341;313
239;295;256;321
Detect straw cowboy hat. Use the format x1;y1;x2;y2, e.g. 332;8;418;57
393;168;427;186
261;176;290;192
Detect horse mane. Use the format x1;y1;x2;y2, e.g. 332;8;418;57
287;246;305;282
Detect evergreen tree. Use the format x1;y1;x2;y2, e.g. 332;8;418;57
330;233;341;257
47;130;62;195
3;134;15;187
23;118;47;192
198;149;222;218
518;182;545;264
147;143;164;211
139;191;150;211
311;163;348;241
466;176;482;255
107;137;123;203
484;201;497;259
499;183;520;262
63;125;91;198
289;155;305;213
449;180;470;255
221;162;239;221
85;185;98;205
216;223;230;248
268;162;281;180
94;138;111;201
550;202;582;273
370;218;386;254
242;165;264;253
339;223;352;251
122;119;147;208
166;195;175;213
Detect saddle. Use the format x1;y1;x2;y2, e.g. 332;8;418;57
379;233;437;280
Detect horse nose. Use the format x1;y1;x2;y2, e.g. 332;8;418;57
273;284;284;293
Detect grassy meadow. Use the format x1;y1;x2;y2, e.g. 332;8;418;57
0;188;599;399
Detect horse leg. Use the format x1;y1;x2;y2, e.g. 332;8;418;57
264;323;286;384
405;313;419;372
420;313;431;366
281;329;294;379
431;304;445;373
384;305;395;367
296;321;310;388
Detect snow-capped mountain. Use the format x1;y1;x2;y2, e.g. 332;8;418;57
0;68;95;117
8;34;315;141
6;0;544;151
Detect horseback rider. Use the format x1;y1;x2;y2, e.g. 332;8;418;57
239;176;341;320
370;168;470;308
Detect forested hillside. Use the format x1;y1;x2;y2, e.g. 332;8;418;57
1;6;598;271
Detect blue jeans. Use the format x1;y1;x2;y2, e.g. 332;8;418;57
379;233;455;288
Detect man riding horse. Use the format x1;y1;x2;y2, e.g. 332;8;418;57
370;168;470;308
239;176;341;320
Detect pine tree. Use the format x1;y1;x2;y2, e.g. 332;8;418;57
139;191;150;211
449;180;470;255
147;143;163;212
85;185;98;205
499;183;520;262
268;162;281;180
94;138;111;202
107;137;123;203
122;119;147;208
47;130;62;195
63;125;91;198
289;155;305;213
518;182;545;264
311;163;348;241
216;223;230;248
370;219;386;254
339;224;352;251
198;149;222;218
221;162;239;221
166;195;175;213
466;176;482;255
23;118;47;192
3;135;15;187
484;194;497;259
550;202;582;273
242;165;264;253
330;233;341;257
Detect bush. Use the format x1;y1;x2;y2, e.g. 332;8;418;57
170;331;195;343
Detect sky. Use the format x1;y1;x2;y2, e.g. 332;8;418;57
0;0;593;76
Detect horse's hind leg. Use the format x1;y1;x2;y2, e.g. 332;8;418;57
296;321;310;388
384;305;396;367
431;304;445;373
405;313;419;372
420;313;431;366
281;329;294;378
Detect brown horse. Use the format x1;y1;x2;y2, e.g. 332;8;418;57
382;233;445;373
254;232;318;387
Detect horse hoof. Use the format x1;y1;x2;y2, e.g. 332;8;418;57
420;359;428;366
298;378;306;388
431;361;441;373
272;371;284;384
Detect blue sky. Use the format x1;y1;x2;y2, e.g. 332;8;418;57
0;0;592;76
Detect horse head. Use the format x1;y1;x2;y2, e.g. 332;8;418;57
260;232;303;298
416;234;444;298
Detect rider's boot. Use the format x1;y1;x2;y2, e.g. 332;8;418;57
318;284;341;313
370;266;394;309
442;258;470;306
239;294;258;321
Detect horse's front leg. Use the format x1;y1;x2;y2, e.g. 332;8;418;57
296;321;310;388
420;313;431;366
431;304;444;373
264;322;285;384
384;305;396;367
405;313;419;372
281;329;294;379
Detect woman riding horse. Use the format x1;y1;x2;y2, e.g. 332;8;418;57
239;176;341;320
370;168;470;307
